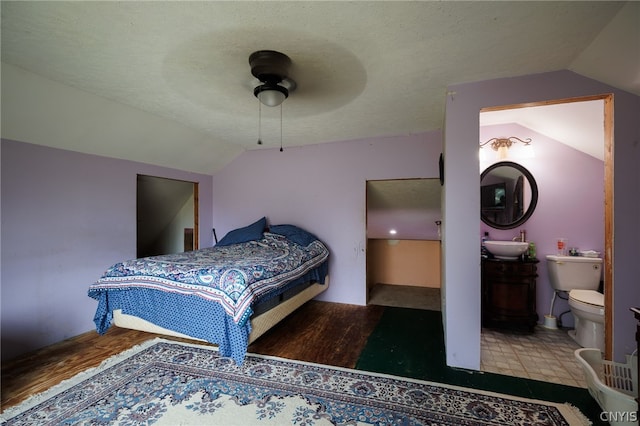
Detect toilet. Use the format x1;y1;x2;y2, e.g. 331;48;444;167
546;255;604;352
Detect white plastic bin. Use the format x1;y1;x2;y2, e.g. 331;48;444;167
575;348;638;425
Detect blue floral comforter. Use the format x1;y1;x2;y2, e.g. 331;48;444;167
88;233;329;363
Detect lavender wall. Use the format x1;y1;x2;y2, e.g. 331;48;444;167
480;123;605;327
0;140;213;361
211;132;443;305
367;207;441;240
444;70;639;368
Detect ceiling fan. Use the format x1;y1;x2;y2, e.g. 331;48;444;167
249;50;296;107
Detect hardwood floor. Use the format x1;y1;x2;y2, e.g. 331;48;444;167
249;300;384;368
1;301;384;411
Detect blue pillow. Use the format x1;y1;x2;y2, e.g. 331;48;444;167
217;217;266;246
269;224;319;246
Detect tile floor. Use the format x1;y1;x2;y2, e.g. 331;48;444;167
481;325;587;388
367;284;588;388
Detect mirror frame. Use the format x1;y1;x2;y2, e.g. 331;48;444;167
480;161;538;230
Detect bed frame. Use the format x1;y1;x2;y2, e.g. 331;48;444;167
112;278;328;344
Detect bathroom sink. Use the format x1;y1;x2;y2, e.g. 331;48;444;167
484;241;529;260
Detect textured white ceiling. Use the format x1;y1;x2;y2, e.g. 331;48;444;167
368;179;441;211
367;178;442;240
1;1;637;173
480;99;605;161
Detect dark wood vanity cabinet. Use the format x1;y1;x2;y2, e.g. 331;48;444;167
482;258;539;332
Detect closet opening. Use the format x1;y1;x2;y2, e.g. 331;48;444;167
365;178;442;311
136;174;199;258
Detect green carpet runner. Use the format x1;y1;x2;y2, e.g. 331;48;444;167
355;306;605;424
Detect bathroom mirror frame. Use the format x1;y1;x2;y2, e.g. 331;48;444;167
480;161;538;230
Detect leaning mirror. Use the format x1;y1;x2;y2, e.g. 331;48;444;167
480;161;538;230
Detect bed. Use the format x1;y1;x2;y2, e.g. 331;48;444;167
88;219;329;364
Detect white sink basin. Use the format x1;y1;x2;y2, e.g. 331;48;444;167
484;241;529;259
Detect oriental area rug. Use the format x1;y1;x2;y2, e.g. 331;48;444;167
1;338;590;425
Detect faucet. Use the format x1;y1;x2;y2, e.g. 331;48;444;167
512;229;526;242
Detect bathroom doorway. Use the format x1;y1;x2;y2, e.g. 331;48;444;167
478;94;613;383
365;178;443;311
137;174;199;258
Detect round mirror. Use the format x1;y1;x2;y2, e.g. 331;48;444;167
480;161;538;230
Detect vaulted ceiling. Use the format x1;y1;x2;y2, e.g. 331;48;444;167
2;1;638;174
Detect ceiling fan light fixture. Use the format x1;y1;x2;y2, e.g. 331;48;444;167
249;50;296;150
254;83;288;107
249;50;296;107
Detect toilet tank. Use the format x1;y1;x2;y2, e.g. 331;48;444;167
546;255;603;291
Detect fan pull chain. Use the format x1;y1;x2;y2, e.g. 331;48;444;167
257;101;262;145
279;104;284;152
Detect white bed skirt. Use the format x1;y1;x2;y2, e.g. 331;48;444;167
112;278;329;344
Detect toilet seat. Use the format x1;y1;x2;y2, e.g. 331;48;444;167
569;289;604;306
569;289;604;315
